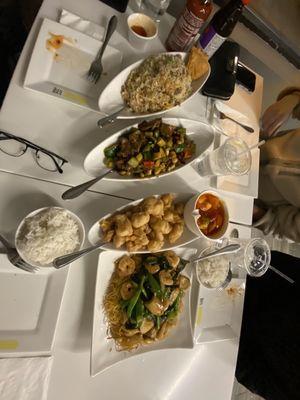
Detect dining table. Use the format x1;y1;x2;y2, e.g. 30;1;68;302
0;0;264;399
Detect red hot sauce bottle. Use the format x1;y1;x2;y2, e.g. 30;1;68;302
165;0;212;52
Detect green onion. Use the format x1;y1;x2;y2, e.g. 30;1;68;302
174;144;185;153
145;256;158;265
166;290;183;320
135;298;144;327
142;151;153;160
156;315;161;330
104;144;118;158
147;272;162;297
127;275;145;319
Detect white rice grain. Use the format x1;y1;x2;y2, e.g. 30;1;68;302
17;208;80;265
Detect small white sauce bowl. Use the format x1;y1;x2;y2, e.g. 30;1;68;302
127;13;158;51
184;191;229;241
15;206;85;268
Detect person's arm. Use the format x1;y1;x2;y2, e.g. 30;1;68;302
254;205;300;242
261;87;300;139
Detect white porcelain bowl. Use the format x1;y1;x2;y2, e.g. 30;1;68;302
196;246;232;289
15;206;85;268
184;191;229;241
127;13;158;50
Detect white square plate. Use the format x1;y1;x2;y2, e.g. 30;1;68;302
194;278;245;344
24;18;123;111
91;248;199;376
0;255;68;357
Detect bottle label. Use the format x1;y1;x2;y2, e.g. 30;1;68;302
198;25;226;58
167;7;206;52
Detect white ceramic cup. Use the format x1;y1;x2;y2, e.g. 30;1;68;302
184;191;229;241
127;13;158;51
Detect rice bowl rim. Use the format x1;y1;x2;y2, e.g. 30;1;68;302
15;206;85;268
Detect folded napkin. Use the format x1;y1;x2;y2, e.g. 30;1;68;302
60;9;105;40
214;100;254;139
0;357;52;400
217;168;250;188
213;100;255;187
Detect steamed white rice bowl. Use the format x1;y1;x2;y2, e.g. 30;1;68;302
16;208;81;265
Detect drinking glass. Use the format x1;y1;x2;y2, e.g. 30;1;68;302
231;238;271;277
139;0;171;21
198;137;252;177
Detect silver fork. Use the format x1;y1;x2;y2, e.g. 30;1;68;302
0;234;39;273
87;15;118;84
219;111;254;133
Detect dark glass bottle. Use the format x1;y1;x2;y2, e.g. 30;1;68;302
198;0;250;58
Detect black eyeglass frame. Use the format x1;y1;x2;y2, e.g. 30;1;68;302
0;130;68;173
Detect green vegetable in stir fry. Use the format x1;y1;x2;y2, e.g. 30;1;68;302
119;252;189;332
103;119;196;178
104;251;191;351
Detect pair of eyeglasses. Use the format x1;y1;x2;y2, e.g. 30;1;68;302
0;131;68;173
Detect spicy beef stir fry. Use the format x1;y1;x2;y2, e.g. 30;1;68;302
104;251;190;351
103;119;196;178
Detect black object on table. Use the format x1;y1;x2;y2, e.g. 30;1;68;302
202;41;240;100
236;251;300;400
99;0;129;12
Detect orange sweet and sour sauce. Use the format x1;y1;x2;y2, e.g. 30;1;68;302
196;193;225;237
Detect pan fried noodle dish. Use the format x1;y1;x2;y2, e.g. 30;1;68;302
121;54;192;113
103;119;196;178
100;194;185;252
103;251;190;351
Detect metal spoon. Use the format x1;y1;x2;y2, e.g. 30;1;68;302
218;268;233;290
191;244;241;263
53;242;105;269
181;244;241;269
97;106;126;128
61;169;112;200
192;246;238;290
219;111;254;133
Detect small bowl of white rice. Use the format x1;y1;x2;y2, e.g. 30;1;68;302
196;246;232;289
15;207;85;267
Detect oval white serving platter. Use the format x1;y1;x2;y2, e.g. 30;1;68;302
84;117;214;181
88;193;199;252
98;52;211;119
